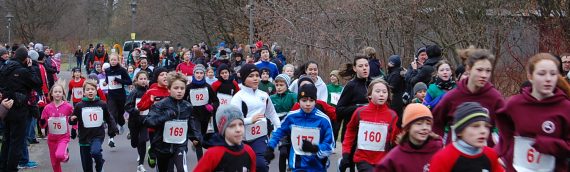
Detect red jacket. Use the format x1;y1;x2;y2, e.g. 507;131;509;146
176;61;195;76
432;78;504;146
496;87;570;172
341;102;400;165
38;63;49;95
430;144;504;172
136;83;169;111
97;88;107;102
291;100;336;121
376;138;443;172
68;78;85;103
194;143;256;172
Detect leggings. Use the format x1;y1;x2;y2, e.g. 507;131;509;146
107;97;126;127
194;112;211;160
356;162;374;172
48;138;70;172
156;150;188;172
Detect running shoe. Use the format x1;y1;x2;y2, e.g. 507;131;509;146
137;164;147;172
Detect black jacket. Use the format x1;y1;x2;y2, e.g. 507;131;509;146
125;85;147;127
369;59;384;79
0;60;42;109
105;65;132;99
143;97;201;154
409;57;441;86
70;98;118;144
387;66;405;124
185;82;219;119
335;76;370;122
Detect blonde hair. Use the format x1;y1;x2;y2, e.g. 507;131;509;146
83;79;98;91
457;46;495;68
367;78;391;104
167;71;187;89
283;64;295;72
49;80;68;101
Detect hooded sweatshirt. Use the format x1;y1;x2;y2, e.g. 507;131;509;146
270;89;297;118
341;102;400;165
376;138;443;172
432;78;504;146
289;76;329;103
69;97;118;144
430;141;504;172
194;134;256;172
496;87;570;172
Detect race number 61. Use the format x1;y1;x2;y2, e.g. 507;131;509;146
527;148;543;164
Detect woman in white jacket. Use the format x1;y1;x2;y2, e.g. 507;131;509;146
289;61;329;102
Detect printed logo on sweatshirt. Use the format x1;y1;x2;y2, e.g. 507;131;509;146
423;164;430;172
541;120;555;134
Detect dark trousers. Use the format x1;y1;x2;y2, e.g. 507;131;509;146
332;120;341;143
194;112;211;160
0;110;31;172
79;138;104;172
279;143;291;172
156;150;187;172
128;115;149;165
340;118;356;172
107;97;126;127
356;162;374;172
245;136;269;172
77;57;82;68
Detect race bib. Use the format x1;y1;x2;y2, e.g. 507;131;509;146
135;98;149;115
330;93;341;105
357;121;389;151
99;79;108;90
244;119;268;141
291;125;320;155
108;75;123;90
513;136;555;172
217;93;233;105
81;107;104;128
163;120;188;144
48;116;68;135
72;87;83;99
189;87;209;106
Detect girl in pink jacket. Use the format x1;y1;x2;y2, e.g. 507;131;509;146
40;82;74;172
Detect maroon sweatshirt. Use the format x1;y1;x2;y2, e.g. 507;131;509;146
376;138;443;172
432;78;505;146
495;87;570;172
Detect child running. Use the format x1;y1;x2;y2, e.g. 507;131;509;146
69;79;119;172
185;64;219;160
269;74;297;172
339;78;400;171
125;71;150;172
68;67;86;106
40;82;74;172
377;103;443;171
265;83;335;172
143;71;202;172
429;102;504;172
194;105;256;171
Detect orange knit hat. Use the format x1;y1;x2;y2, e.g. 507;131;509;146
402;103;433;127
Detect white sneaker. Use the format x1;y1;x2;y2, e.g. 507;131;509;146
137;155;140;162
137;165;147;172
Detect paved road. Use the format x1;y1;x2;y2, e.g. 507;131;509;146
26;70;343;172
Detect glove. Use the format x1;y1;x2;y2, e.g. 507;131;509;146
70;129;77;139
301;140;319;153
339;153;351;172
264;147;275;162
205;104;214;113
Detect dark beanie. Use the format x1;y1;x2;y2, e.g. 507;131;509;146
14;46;29;62
452;102;490;134
152;67;169;84
426;45;442;59
388;55;401;67
298;83;317;101
297;75;314;88
239;64;259;82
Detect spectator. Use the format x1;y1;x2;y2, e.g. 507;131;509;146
404;47;427;102
254;46;279;79
409;45;441;88
75;45;84;68
364;47;385;79
386;55;405;123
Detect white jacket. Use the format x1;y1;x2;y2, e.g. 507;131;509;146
289;76;329;102
230;86;281;129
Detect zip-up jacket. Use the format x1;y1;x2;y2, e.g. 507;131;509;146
194;134;256;172
104;65;132;99
143;97;201;154
341;103;400;165
40;101;74;141
230;87;281;128
69;97;118;144
125;85;147;126
270;90;297;118
267;108;334;171
336;77;370;123
291;100;336;121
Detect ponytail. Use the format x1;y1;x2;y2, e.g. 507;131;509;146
557;76;570;97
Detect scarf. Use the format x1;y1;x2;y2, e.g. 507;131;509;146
191;76;206;86
434;76;456;91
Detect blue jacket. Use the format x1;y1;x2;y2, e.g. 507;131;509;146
268;108;334;172
254;60;279;79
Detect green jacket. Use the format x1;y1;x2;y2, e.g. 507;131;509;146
259;80;276;95
270;90;297;115
326;83;343;106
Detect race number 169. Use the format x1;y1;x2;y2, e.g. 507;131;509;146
169;127;184;136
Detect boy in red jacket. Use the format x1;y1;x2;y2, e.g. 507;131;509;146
194;105;256;172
